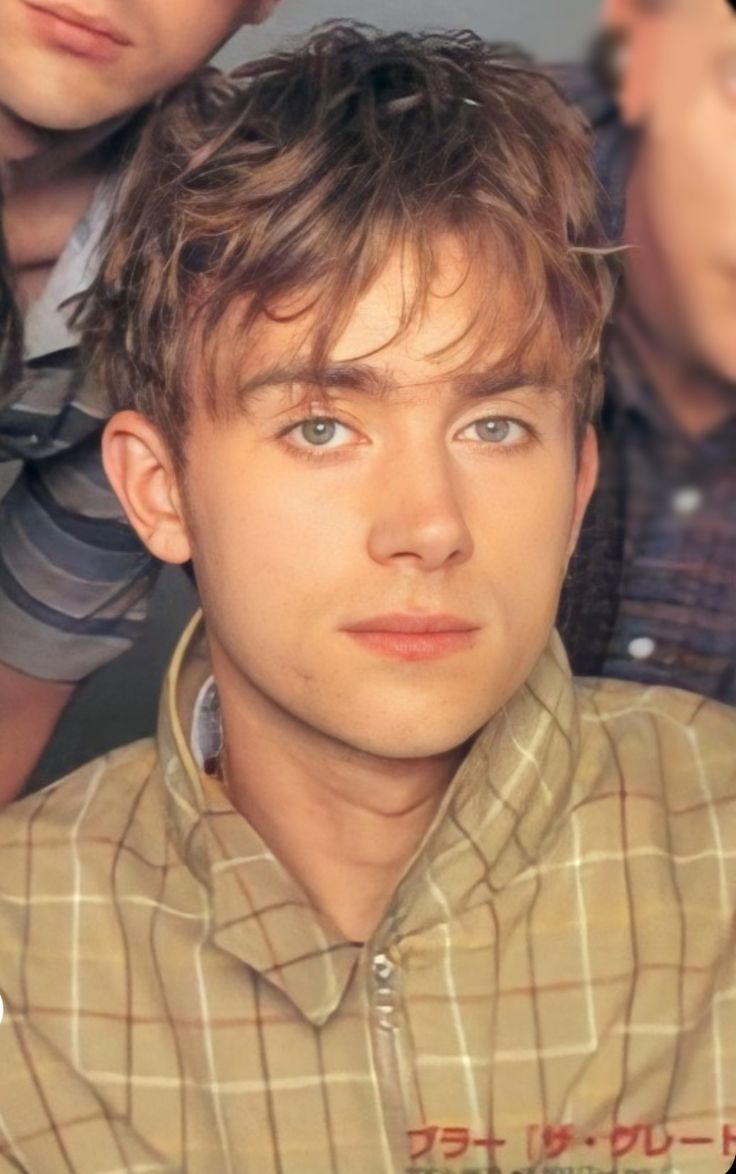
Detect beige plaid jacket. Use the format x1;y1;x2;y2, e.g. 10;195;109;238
0;616;734;1174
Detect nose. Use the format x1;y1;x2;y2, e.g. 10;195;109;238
366;446;474;571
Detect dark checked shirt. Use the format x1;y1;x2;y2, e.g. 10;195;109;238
0;614;734;1173
0;146;156;681
556;67;736;703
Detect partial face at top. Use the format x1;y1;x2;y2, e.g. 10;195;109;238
0;0;278;132
106;242;597;763
606;0;736;377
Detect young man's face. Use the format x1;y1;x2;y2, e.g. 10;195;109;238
608;0;736;378
0;0;277;132
114;243;595;763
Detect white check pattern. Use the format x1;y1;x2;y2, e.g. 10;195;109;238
0;615;734;1173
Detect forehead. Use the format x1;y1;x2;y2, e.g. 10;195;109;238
327;246;483;373
656;0;736;65
228;240;569;396
640;0;736;143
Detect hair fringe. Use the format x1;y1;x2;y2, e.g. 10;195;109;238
80;23;617;461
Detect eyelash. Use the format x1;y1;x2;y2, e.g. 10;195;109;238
278;412;536;460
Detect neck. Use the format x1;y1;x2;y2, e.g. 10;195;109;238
0;101;124;189
1;103;128;308
623;150;736;438
213;655;464;943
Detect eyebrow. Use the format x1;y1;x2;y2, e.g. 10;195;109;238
236;363;394;403
235;361;560;406
453;368;562;399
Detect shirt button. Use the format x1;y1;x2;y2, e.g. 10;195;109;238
372;953;394;983
671;486;703;516
628;636;656;661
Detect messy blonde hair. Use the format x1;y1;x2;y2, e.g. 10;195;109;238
83;23;614;460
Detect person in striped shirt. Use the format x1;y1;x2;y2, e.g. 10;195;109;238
0;0;281;799
0;26;733;1173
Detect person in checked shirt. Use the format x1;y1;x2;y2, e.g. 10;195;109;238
0;24;734;1174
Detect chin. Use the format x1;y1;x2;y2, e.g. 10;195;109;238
692;302;736;384
327;684;514;762
345;719;487;763
708;345;736;387
4;74;125;133
9;98;102;132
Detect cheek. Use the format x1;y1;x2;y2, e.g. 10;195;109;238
509;502;574;594
185;452;356;620
142;3;243;81
468;459;578;621
650;97;736;238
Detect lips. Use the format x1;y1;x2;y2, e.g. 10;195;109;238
345;613;478;634
25;2;132;61
29;2;131;43
342;614;480;661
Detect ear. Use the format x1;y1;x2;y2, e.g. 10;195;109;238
102;411;192;565
567;425;599;560
600;0;633;25
240;0;281;25
602;1;668;125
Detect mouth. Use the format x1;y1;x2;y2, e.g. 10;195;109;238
25;2;133;61
342;613;480;662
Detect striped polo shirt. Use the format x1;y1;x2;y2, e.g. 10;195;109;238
0;147;157;681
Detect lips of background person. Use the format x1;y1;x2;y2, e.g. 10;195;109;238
23;2;133;63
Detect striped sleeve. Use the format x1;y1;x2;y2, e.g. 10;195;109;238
0;436;158;681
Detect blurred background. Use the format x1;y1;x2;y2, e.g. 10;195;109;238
22;0;599;788
217;0;599;69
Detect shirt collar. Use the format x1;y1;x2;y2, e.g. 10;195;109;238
389;629;580;932
606;325;736;458
23;176;115;363
158;614;363;1027
158;613;580;1027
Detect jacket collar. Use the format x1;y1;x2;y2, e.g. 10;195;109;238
23;177;116;363
159;614;580;1026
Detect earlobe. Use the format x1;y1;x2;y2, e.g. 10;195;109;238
102;412;193;565
242;0;281;26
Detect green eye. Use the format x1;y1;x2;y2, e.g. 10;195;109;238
473;418;511;442
456;416;529;448
299;419;338;446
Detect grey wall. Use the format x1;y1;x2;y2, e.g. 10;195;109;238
216;0;599;70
